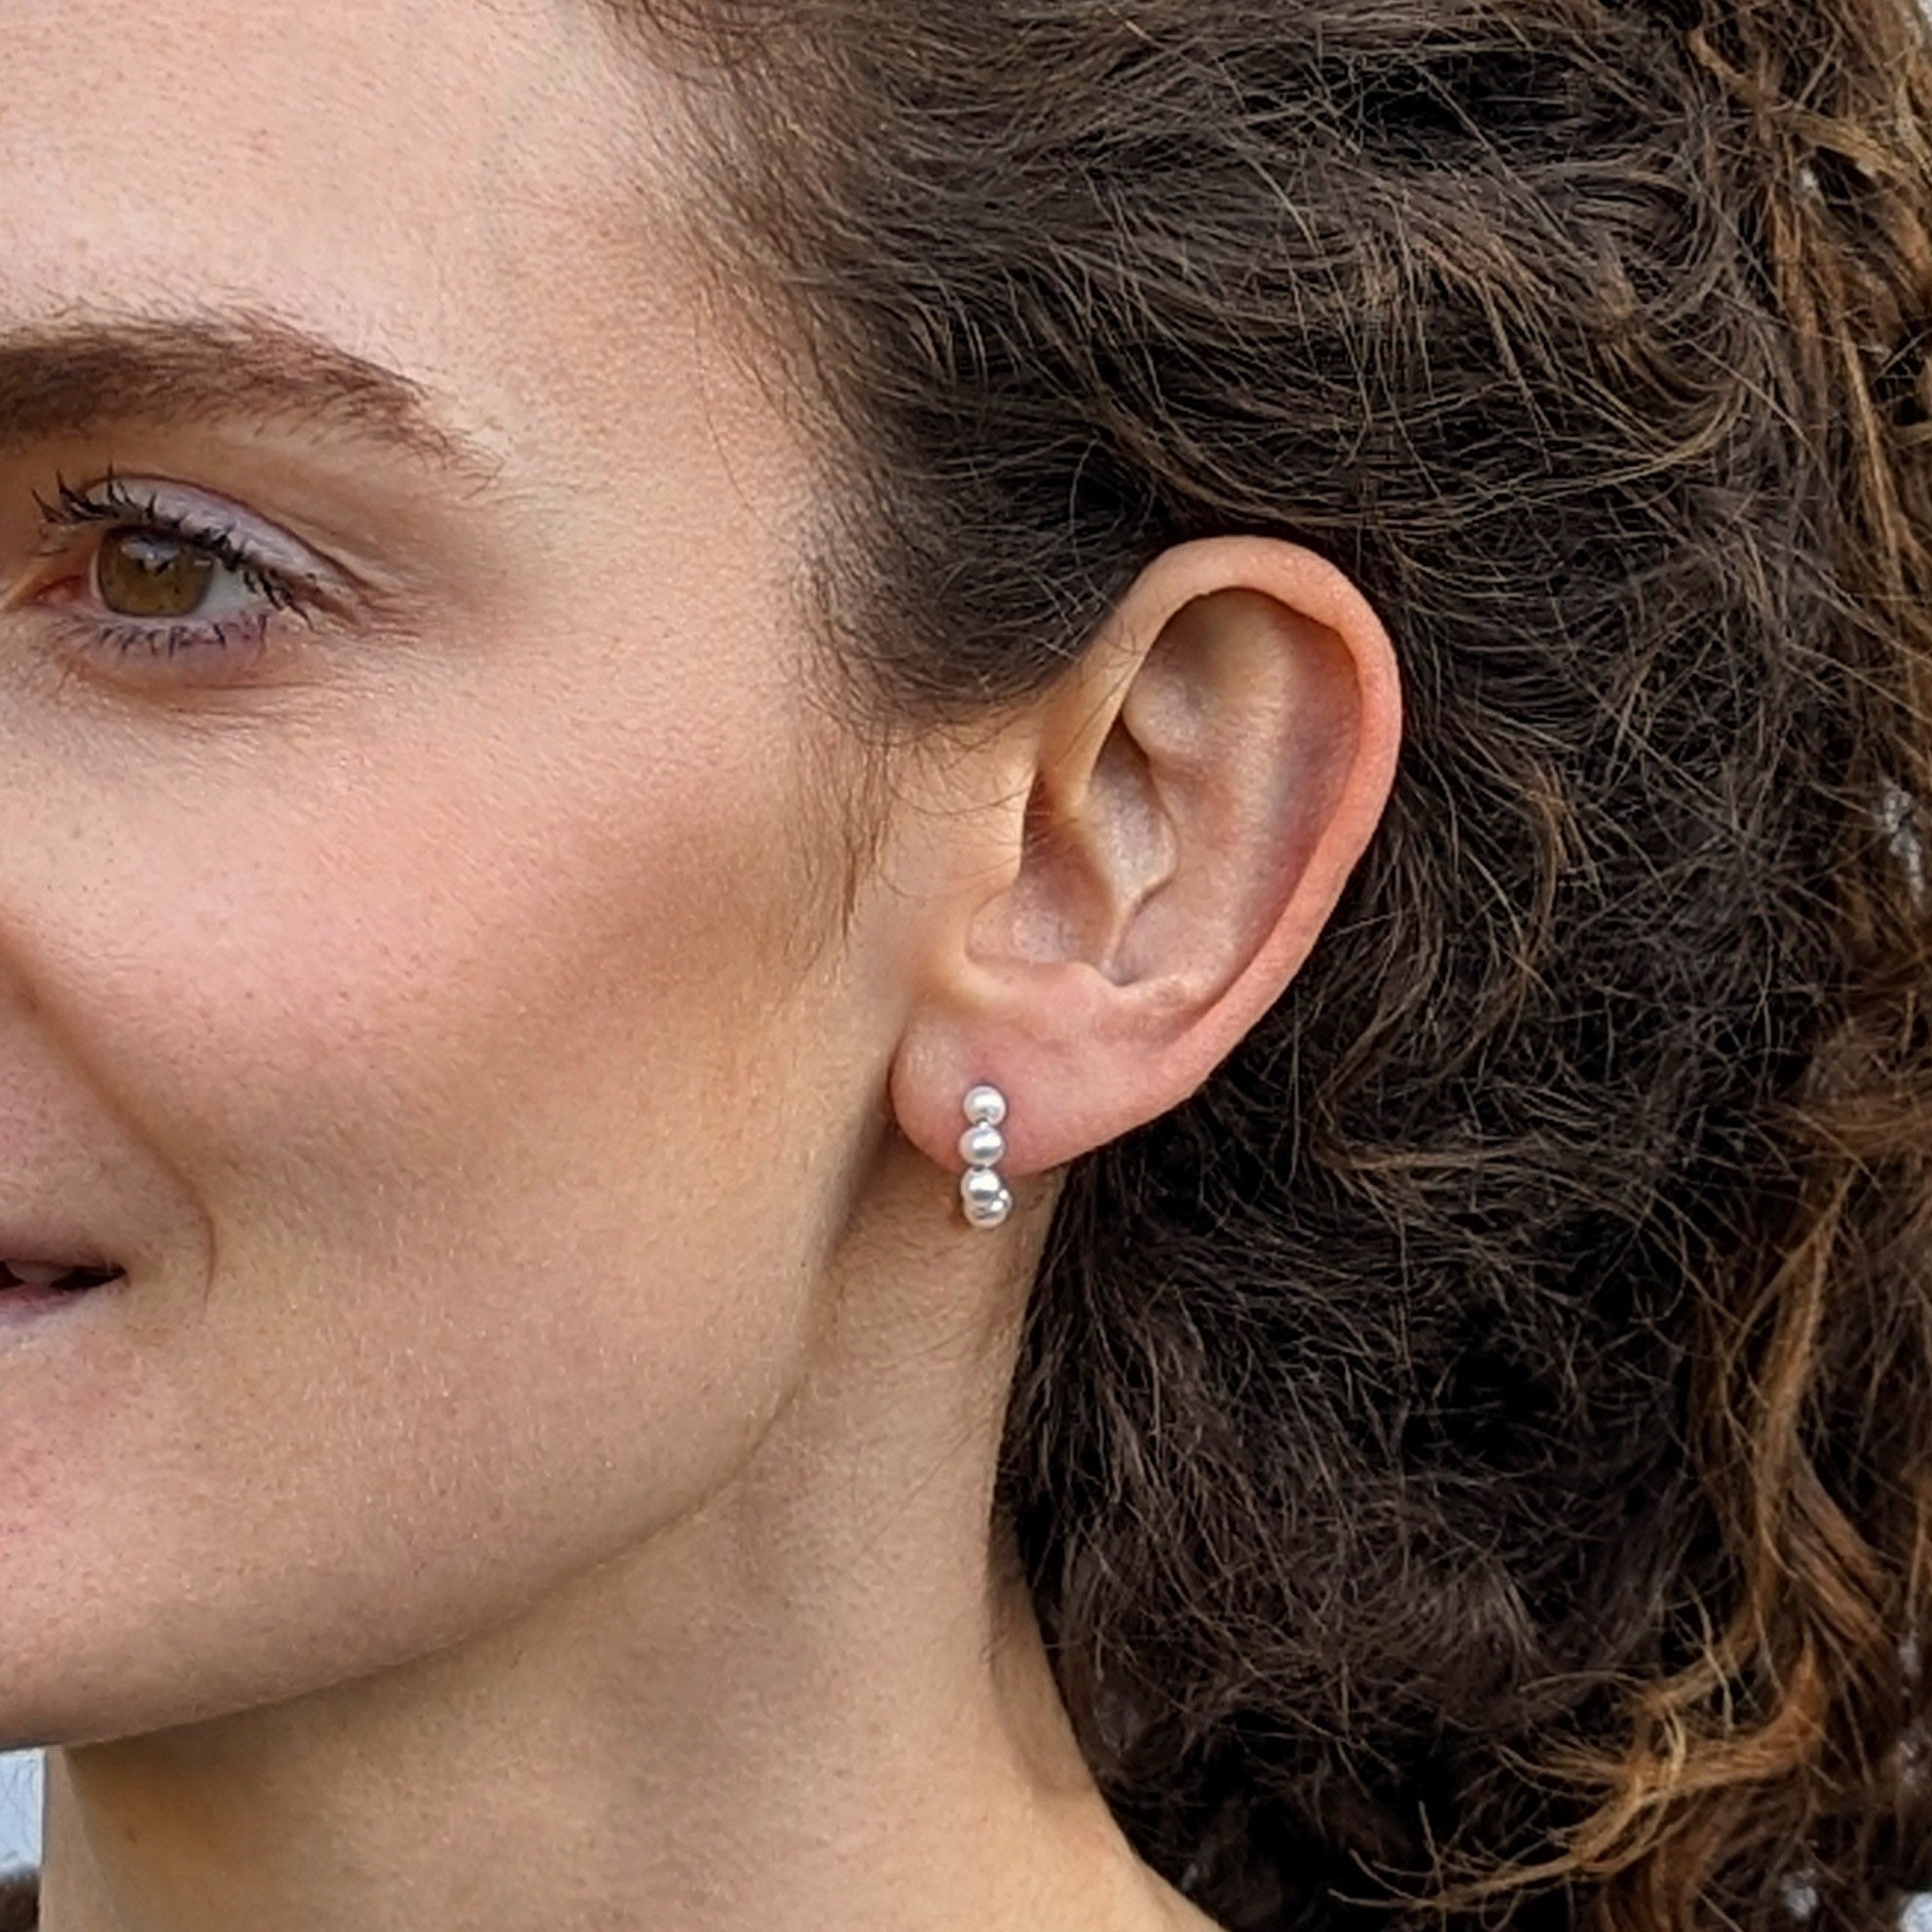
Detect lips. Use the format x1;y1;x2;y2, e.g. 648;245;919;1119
0;1224;126;1293
0;1259;124;1291
0;1250;125;1330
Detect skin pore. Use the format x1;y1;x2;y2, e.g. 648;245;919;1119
0;5;1400;1931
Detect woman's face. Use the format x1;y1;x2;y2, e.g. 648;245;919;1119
0;0;896;1741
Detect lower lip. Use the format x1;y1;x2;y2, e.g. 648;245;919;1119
0;1281;114;1333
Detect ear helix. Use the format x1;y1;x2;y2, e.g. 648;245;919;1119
958;1085;1014;1231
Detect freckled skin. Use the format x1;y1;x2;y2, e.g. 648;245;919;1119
0;5;1398;1931
0;0;1242;1926
0;0;855;1735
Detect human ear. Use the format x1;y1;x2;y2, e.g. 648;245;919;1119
888;534;1402;1191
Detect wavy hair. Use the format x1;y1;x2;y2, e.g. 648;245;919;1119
615;1;1932;1924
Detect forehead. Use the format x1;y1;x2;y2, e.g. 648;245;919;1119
0;0;658;433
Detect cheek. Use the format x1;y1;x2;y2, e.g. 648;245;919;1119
17;688;800;1218
0;664;851;1739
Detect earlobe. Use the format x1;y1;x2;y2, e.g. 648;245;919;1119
890;536;1402;1202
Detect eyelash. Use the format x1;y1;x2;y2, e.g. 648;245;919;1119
29;469;320;667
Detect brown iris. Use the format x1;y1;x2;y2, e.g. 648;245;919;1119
94;529;216;619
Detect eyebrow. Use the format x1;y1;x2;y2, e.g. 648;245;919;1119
0;307;502;487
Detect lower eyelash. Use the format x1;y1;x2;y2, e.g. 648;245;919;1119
52;609;278;666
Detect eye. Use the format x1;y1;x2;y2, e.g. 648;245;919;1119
10;471;337;682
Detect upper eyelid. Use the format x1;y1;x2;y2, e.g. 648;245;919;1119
31;471;350;592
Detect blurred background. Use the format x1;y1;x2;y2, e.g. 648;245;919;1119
0;1751;38;1873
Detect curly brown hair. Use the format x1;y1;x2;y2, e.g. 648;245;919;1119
611;1;1932;1925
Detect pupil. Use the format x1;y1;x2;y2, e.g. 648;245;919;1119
95;530;216;619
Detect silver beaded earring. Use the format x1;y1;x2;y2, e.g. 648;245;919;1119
958;1084;1013;1231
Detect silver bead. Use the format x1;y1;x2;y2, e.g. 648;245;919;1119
960;1167;1008;1211
962;1186;1014;1231
959;1081;1013;1232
